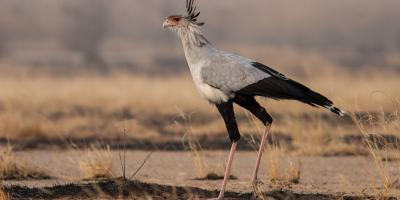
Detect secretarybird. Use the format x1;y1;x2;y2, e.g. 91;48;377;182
163;0;345;199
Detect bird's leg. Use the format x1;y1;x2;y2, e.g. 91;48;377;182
212;101;240;200
251;124;271;193
232;95;273;195
212;141;237;200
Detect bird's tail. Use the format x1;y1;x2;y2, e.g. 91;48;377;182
323;103;346;117
284;79;346;117
240;77;346;116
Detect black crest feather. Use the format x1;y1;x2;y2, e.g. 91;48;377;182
185;0;204;26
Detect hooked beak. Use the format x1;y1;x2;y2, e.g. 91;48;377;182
162;20;171;28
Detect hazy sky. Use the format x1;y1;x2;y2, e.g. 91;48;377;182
0;0;399;70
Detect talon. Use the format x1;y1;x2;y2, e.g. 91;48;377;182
252;179;264;198
252;179;263;188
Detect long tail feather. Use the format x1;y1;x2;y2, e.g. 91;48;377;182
240;62;346;116
239;77;346;116
324;104;346;117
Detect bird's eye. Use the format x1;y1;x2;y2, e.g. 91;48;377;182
173;17;181;22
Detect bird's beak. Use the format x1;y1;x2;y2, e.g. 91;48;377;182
162;20;170;28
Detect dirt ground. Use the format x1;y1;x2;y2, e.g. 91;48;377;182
2;150;400;199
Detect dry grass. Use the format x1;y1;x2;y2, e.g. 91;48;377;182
347;104;400;200
76;145;114;180
0;148;49;180
0;68;399;157
265;146;301;185
176;111;237;180
0;187;9;200
176;111;210;179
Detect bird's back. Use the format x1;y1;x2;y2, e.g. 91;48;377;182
184;45;270;103
198;48;270;95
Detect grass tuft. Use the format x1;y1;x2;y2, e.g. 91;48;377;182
266;146;301;186
0;148;50;180
351;103;400;196
176;111;209;179
0;187;9;200
78;145;114;180
352;112;393;191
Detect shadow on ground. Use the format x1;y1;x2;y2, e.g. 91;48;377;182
0;133;292;151
4;180;383;200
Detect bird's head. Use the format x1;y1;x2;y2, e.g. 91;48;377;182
163;0;204;30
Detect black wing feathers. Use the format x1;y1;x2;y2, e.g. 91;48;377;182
251;62;288;80
239;62;338;112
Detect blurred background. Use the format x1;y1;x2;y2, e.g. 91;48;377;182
0;0;399;74
1;2;400;196
0;0;399;145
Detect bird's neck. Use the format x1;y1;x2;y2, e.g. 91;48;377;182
178;24;210;50
178;24;211;66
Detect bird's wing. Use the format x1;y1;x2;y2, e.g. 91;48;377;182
200;51;346;116
200;51;270;94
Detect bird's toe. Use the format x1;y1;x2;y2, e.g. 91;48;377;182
252;179;265;198
252;179;264;189
206;197;223;200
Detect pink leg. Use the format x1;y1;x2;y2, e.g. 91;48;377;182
209;142;238;200
251;124;271;192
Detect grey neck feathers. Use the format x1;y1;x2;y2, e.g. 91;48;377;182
178;24;210;49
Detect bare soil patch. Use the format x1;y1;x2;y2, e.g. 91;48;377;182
2;151;400;199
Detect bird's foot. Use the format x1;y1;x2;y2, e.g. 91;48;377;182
252;179;264;189
207;196;223;200
252;179;264;197
207;193;224;200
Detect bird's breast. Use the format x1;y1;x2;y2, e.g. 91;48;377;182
188;63;230;104
195;82;230;104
